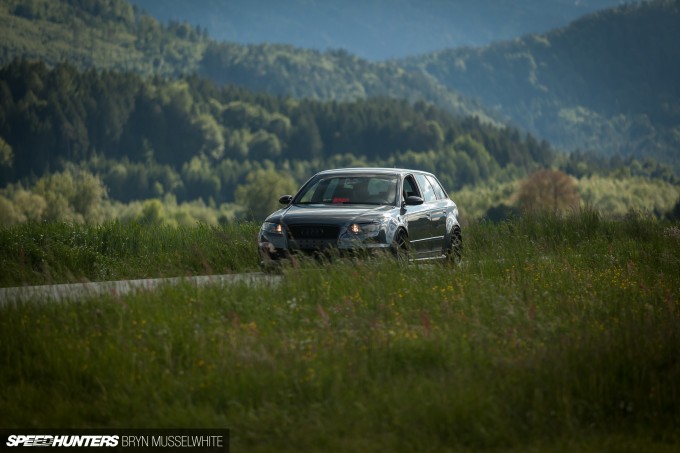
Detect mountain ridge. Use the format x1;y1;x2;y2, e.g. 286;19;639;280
400;0;680;168
1;0;678;170
129;0;630;60
0;0;493;123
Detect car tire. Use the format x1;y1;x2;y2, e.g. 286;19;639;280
447;227;463;264
392;229;410;263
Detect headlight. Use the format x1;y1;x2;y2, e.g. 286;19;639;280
340;220;389;247
262;222;283;235
348;222;381;236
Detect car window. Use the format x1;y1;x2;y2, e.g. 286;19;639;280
415;174;436;202
363;177;398;204
426;175;447;200
297;175;397;205
298;177;339;203
368;178;391;196
402;175;420;200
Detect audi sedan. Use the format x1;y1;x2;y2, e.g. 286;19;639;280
258;168;462;266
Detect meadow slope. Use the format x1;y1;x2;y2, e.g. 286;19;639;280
1;213;679;450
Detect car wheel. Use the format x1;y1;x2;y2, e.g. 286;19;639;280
447;228;463;264
392;230;410;262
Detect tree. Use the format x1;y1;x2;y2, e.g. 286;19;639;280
517;169;579;214
13;189;47;222
235;168;298;221
0;196;22;226
289;115;323;160
0;137;12;168
194;114;225;160
248;130;282;160
32;168;107;223
138;199;165;225
181;155;221;202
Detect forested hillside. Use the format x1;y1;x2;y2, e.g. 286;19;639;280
0;0;677;225
5;0;677;169
0;0;488;121
401;0;680;168
0;0;207;77
129;0;627;60
0;59;553;204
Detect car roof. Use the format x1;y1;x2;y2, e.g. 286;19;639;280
315;167;434;177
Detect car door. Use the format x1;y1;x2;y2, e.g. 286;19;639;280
401;174;430;257
414;173;444;256
426;174;450;255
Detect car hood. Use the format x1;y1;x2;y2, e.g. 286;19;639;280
269;204;396;225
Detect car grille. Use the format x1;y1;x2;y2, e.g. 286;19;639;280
287;224;339;250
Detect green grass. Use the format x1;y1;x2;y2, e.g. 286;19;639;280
0;221;261;287
1;211;679;451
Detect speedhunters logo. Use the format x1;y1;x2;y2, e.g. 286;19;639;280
6;436;118;447
0;430;229;451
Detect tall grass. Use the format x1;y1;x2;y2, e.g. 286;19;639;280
1;211;679;451
0;221;261;287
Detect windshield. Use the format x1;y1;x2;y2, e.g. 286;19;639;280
295;175;398;205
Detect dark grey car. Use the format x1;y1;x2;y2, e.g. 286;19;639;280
258;168;462;265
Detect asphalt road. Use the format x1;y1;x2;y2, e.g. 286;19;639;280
0;273;281;306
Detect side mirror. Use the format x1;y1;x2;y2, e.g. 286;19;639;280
403;196;424;206
279;195;293;205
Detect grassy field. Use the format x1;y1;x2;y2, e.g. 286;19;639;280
0;221;261;287
1;211;679;451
